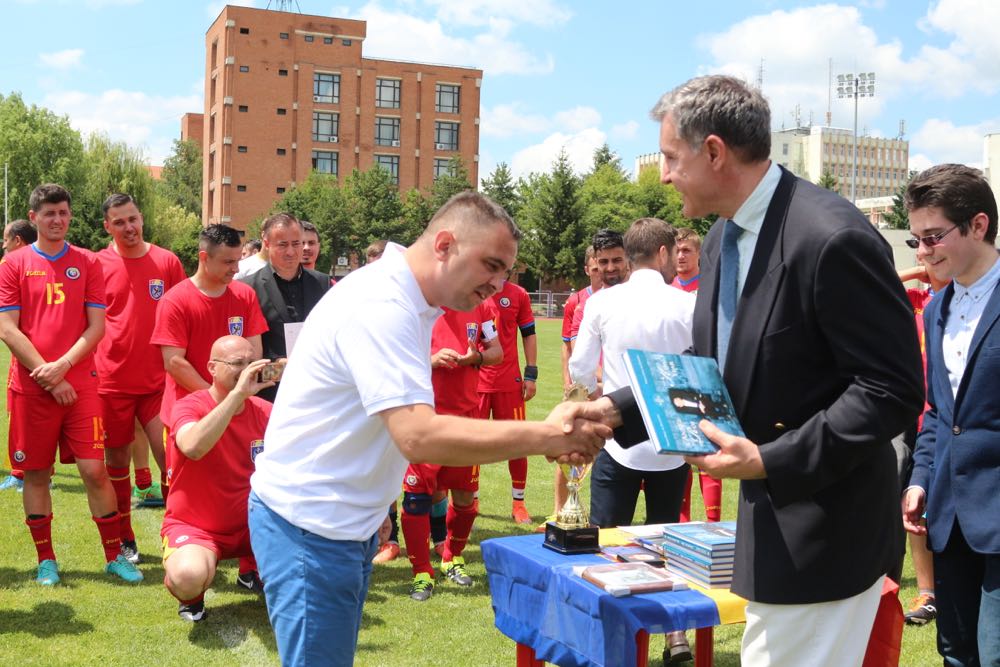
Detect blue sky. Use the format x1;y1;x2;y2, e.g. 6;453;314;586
4;0;998;183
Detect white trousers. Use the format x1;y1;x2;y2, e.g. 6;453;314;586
741;575;884;667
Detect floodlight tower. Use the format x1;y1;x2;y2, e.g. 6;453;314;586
836;72;876;203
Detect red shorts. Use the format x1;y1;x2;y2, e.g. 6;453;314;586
477;390;526;421
8;389;104;470
100;390;163;447
161;516;253;562
403;463;479;495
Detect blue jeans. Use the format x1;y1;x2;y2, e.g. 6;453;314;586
248;491;378;667
589;449;689;528
933;521;1000;667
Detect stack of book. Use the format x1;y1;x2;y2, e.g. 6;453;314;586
637;521;737;589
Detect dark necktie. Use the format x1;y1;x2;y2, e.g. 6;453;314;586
717;219;741;372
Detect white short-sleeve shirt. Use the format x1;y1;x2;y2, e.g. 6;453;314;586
250;244;442;541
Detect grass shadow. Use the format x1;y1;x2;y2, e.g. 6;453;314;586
187;597;275;651
0;600;94;637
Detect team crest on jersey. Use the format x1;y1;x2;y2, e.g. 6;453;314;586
148;279;165;300
499;297;511;308
250;439;264;462
405;474;418;486
228;316;244;336
65;267;81;280
465;322;479;342
13;450;25;463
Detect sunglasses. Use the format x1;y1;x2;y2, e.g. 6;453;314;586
905;225;957;249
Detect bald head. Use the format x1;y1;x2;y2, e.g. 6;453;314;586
211;335;253;360
208;335;258;392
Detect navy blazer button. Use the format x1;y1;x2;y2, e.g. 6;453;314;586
952;425;961;435
774;423;786;430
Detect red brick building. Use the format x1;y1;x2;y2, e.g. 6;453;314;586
199;5;483;229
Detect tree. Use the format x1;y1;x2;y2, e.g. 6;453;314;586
72;132;157;250
344;166;409;250
589;143;624;176
428;156;472;212
152;203;201;274
882;178;913;230
518;150;585;284
400;187;434;238
0;92;86;223
817;170;839;192
158;139;202;218
480;162;521;219
578;163;642;243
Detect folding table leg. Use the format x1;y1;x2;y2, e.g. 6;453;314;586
516;643;545;667
694;627;714;667
635;629;650;667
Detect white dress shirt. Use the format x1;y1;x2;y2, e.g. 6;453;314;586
942;255;1000;397
569;268;694;471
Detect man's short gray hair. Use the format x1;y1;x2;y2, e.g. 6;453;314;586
650;75;771;163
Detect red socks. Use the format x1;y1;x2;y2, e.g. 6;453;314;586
93;513;123;562
26;514;56;562
134;466;152;490
238;555;258;575
107;465;134;542
700;473;722;522
401;510;434;577
508;458;528;500
442;501;478;562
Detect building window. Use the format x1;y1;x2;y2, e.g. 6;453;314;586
237;185;247;192
238;105;249;112
434;121;459;151
312;150;338;175
323;37;333;44
278;69;288;76
782;143;788;156
277;187;286;194
276;148;287;156
375;78;401;109
435;84;460;113
314;72;340;104
313;112;340;142
374;154;399;185
277;108;287;116
239;27;249;35
239;65;249;73
280;32;289;39
375;117;400;146
342;39;352;46
433;158;453;180
304;35;314;43
237;145;248;153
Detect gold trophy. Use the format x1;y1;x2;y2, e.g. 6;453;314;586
543;382;601;554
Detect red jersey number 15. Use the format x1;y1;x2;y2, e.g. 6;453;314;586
46;283;65;305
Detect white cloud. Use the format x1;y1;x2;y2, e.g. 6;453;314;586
553;106;601;133
509;127;606;178
39;48;84;69
423;0;572;28
42;89;202;164
341;2;555;75
481;103;550;138
610;120;639;141
908;153;934;174
909;117;993;168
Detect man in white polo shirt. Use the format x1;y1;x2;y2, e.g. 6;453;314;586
248;191;610;667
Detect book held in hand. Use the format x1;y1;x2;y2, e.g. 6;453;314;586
622;350;744;455
579;562;688;597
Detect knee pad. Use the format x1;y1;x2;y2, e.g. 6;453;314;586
402;492;432;515
431;497;448;518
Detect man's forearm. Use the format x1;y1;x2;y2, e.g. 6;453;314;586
175;392;246;460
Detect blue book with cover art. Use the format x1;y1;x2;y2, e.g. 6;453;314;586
622;350;744;456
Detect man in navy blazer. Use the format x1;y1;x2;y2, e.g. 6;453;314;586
903;164;1000;667
241;213;331;402
583;75;924;666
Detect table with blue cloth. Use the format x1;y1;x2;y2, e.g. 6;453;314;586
482;534;741;667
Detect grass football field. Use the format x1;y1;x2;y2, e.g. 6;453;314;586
0;318;937;665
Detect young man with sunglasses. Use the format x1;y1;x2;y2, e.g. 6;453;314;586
902;163;1000;667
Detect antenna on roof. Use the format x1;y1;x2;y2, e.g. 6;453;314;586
267;0;302;12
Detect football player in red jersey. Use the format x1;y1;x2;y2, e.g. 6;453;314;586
162;335;273;622
95;194;187;563
400;303;501;600
0;184;142;585
478;279;538;523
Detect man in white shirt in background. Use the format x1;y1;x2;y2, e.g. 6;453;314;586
568;216;696;663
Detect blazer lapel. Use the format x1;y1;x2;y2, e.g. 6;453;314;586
262;270;291;325
724;168;795;415
302;271;324;313
929;285;955;414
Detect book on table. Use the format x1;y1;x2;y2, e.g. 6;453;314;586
622;349;744;455
662;521;737;555
665;560;733;589
640;539;735;570
601;545;665;568
579;562;688;596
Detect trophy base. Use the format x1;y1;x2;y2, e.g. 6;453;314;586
542;521;601;555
